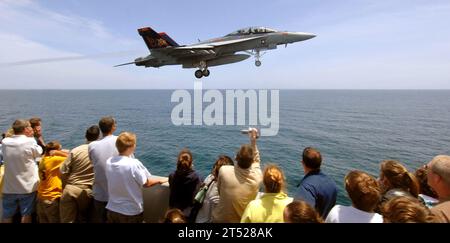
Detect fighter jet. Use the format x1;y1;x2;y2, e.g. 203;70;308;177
115;26;316;79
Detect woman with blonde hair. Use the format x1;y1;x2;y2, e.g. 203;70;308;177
379;160;420;204
241;164;293;223
168;148;202;218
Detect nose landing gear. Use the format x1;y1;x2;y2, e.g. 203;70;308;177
245;49;265;67
255;50;262;67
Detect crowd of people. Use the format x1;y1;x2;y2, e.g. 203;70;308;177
0;116;449;223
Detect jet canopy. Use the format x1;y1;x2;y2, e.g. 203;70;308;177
226;27;277;36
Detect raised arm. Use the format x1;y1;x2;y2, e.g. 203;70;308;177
249;128;260;164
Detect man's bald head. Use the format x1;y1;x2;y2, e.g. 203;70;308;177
428;155;450;187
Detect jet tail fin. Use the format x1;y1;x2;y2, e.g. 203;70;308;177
159;32;179;47
138;27;179;50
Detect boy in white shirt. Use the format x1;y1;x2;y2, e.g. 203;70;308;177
105;132;166;223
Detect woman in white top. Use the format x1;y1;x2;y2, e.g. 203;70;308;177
194;155;234;223
326;170;383;223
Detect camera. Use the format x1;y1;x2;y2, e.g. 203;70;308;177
240;128;260;138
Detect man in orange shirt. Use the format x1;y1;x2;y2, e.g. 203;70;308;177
37;141;67;223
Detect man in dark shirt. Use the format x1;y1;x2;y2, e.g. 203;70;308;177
295;147;337;218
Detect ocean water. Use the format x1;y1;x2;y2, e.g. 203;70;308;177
1;90;449;205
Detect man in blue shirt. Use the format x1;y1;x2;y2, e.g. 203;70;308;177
295;147;337;218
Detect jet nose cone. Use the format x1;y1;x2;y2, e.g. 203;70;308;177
305;33;317;39
284;32;316;43
295;32;316;40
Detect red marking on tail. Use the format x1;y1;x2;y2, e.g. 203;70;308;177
138;27;179;50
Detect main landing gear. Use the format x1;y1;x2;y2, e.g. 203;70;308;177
195;69;210;79
194;61;210;79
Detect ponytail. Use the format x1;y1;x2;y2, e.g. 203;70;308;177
405;172;420;198
381;160;419;197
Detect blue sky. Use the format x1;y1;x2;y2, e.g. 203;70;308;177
0;0;449;89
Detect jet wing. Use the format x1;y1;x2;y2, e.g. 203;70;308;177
152;36;264;58
151;45;216;57
198;36;264;47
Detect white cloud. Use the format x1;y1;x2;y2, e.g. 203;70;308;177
0;0;141;52
0;1;194;89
